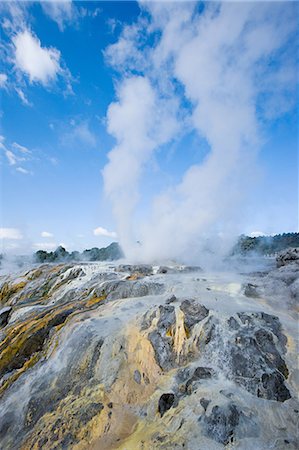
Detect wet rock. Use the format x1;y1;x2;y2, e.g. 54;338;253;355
148;329;175;371
102;280;164;301
157;266;169;274
193;366;215;379
157;305;176;330
254;328;288;378
140;309;157;331
0;411;15;440
244;283;260;297
258;372;291;402
79;402;104;425
117;265;153;275
201;402;259;444
290;278;299;300
157;265;202;274
276;248;299;268
176;367;192;384
185;367;215;394
202;317;217;345
158;393;176;417
133;369;141;384
200;398;211;411
180;266;203;273
237;312;287;349
180;300;209;330
0;306;12;327
227;316;240;330
230;330;290;402
202;311;291;402
148;305;177;371
0;307;74;378
231;336;266;378
201;403;240;445
165;295;177;304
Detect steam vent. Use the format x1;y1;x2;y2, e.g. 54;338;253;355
0;250;298;449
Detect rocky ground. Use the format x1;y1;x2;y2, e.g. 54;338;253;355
0;251;298;449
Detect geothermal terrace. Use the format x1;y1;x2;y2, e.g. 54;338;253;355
0;252;298;449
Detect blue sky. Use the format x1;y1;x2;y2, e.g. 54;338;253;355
0;1;298;257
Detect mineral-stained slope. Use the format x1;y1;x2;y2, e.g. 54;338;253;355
0;259;298;449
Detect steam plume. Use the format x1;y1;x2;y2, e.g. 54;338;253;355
103;1;297;263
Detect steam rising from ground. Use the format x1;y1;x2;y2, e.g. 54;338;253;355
103;2;297;264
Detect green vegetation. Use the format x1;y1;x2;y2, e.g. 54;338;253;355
232;233;299;256
34;242;124;264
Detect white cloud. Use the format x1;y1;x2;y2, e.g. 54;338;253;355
41;231;54;238
16;167;31;175
0;2;28;33
0;136;8;153
5;150;18;165
62;120;97;148
1;3;73;100
0;73;8;88
41;0;77;31
12;142;31;154
93;227;117;238
0;228;23;240
49;156;58;165
15;87;32;106
13;29;62;85
73;122;97;147
1;136;33;173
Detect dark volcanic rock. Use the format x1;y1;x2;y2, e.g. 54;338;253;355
276;248;299;268
0;306;12;327
200;398;211;411
140;309;157;331
133;369;141;384
254;328;288;378
157;266;169;274
79;402;104;425
237;312;287;350
202;311;291;402
243;283;260;298
102;280;164;301
185;367;215;394
24;337;104;429
201;402;258;445
227;316;240;330
158;393;176;417
180;300;209;330
201;403;240;445
148;305;176;371
157;305;176;330
117;264;153;275
148;329;175;371
180;266;203;273
258;372;291;402
165;295;177;304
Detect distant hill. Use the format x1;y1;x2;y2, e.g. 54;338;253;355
232;233;299;256
34;242;124;263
